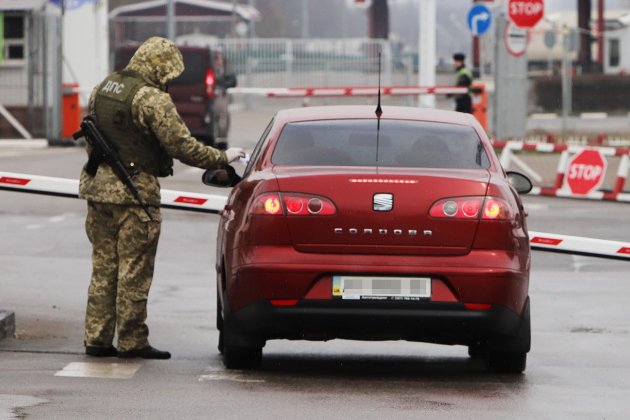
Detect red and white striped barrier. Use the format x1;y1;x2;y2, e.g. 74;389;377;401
2;171;629;261
496;141;630;203
0;172;227;214
229;85;468;98
529;231;630;261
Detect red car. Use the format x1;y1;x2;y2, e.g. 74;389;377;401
205;105;533;373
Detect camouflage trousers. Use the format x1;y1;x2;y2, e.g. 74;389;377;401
84;201;161;352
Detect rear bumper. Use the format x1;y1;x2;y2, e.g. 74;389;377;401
224;246;530;315
221;245;530;349
223;299;525;348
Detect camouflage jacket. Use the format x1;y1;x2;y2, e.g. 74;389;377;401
79;36;228;207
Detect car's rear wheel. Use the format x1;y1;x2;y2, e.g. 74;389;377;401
487;298;531;374
223;344;263;370
216;288;224;354
487;351;527;374
467;342;487;360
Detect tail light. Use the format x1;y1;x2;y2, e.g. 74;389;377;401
429;196;513;220
205;69;215;98
251;193;336;216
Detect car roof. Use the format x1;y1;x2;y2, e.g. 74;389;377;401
274;105;477;127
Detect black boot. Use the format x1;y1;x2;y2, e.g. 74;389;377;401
117;346;171;360
85;345;118;357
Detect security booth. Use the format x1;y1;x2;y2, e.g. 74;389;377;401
0;0;62;141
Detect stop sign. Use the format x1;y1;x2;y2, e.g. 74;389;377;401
508;0;544;28
564;149;607;195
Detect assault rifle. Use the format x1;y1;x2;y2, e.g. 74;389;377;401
73;116;154;221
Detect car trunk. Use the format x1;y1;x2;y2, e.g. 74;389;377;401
274;167;490;256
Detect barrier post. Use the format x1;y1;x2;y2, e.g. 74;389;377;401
610;154;629;196
62;83;81;139
471;83;488;132
554;150;570;189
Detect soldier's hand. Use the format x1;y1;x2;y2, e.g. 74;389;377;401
225;147;246;163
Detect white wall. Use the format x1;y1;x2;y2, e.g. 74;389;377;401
62;0;108;106
604;27;630;74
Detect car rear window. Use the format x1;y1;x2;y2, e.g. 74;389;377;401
114;48;208;86
272;119;490;169
170;51;208;86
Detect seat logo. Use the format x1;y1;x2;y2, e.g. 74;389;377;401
373;193;393;212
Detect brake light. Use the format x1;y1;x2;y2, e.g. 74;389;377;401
482;198;510;220
464;303;492;311
205;69;215;98
270;299;299;307
251;193;336;216
429;197;513;220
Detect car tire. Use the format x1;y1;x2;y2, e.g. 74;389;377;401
218;329;225;355
487;299;531;373
216;287;224;354
468;342;487;360
222;345;262;370
216;287;223;332
487;351;527;374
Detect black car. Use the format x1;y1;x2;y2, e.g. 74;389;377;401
114;44;237;148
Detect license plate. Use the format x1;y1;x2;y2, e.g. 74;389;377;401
332;276;431;301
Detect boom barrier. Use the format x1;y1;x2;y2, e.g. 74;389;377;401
2;171;629;262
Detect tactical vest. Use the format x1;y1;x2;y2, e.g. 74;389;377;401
456;66;474;98
93;70;173;177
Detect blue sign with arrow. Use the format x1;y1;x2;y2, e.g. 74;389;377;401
467;3;493;36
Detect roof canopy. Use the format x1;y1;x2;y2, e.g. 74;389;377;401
0;0;46;11
110;0;260;22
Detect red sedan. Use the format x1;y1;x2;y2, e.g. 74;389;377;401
205;105;533;373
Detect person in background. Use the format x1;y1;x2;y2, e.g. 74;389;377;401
80;36;245;360
452;52;474;114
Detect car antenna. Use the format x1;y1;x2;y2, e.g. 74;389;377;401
375;50;383;164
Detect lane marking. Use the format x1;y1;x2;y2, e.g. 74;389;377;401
55;362;142;379
199;367;265;383
48;213;77;223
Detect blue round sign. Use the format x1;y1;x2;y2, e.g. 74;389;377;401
467;4;493;36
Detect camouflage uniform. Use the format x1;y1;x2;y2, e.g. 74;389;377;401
81;37;228;352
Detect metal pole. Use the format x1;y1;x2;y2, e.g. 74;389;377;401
597;0;605;68
167;0;175;40
561;27;570;134
249;0;256;38
302;0;309;38
51;1;64;141
231;0;237;37
418;0;436;108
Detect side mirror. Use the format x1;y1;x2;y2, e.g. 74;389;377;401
202;165;242;188
220;73;237;89
506;171;533;194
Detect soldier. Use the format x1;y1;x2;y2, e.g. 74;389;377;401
80;37;245;359
452;52;474;114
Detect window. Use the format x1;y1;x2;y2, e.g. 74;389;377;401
1;12;26;64
609;38;620;68
272;120;490;169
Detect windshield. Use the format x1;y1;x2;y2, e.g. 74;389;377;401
271;119;490;169
115;48;208;86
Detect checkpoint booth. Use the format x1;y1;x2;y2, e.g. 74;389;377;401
0;0;61;141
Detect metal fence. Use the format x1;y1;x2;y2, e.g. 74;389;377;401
172;37;418;89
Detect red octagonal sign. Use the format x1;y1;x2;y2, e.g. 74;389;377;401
508;0;544;28
564;149;607;195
